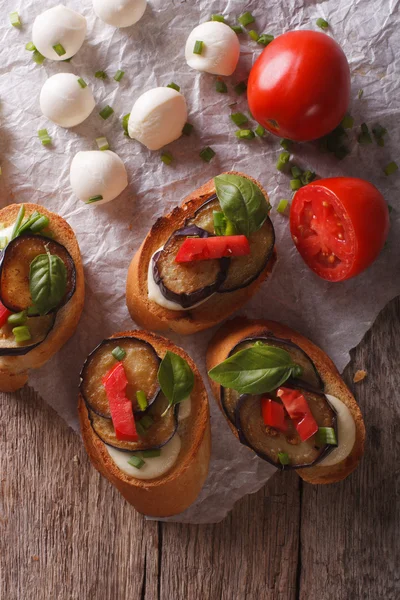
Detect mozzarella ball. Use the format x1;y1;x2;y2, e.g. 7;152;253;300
32;5;87;61
128;87;188;151
92;0;147;28
70;151;128;205
185;21;240;76
40;73;95;128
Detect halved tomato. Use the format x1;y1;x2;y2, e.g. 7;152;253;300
290;177;390;281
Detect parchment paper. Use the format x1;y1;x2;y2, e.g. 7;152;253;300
1;0;399;523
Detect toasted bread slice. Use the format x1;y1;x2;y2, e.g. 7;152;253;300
0;203;84;391
126;172;276;335
78;330;211;517
207;317;365;484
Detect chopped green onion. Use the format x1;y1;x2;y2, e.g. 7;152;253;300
95;70;107;79
316;18;329;30
112;346;126;361
341;114;354;129
96;136;110;151
248;30;259;41
161;152;173;165
278;452;290;466
235;129;255;140
372;124;387;146
13;325;31;343
280;138;292;150
86;195;104;204
238;11;255;26
230;112;248;126
167;82;180;92
199;147;215;162
17;211;40;236
99;105;114;120
225;220;237;236
258;33;274;46
10;11;21;28
231;25;243;34
290;179;302;191
77;77;87;88
140;415;154;430
25;41;36;51
357;123;372;145
255;124;266;137
334;146;349;160
358;89;364;99
38;129;52;146
27;306;39;317
114;69;125;82
388;204;393;214
276;151;290;171
301;170;316;185
182;122;194;136
136;390;148;412
141;449;161;458
193;40;204;55
213;211;226;235
234;81;247;95
276;199;289;215
215;79;228;93
384;161;398;176
128;455;145;469
135;421;146;437
291;165;302;179
317;427;337;445
211;14;225;22
32;50;45;65
122;113;130;135
11;205;25;240
30;215;49;233
52;43;66;57
7;311;27;327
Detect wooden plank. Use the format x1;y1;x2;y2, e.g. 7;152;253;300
299;297;400;600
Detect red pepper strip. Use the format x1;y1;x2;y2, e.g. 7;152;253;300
0;302;12;328
102;362;138;442
261;397;287;433
276;387;318;442
175;235;251;263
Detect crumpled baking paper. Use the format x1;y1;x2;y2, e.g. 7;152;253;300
1;0;399;523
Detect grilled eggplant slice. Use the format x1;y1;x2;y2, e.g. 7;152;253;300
80;337;161;418
0;313;56;356
235;389;337;469
153;225;229;308
0;234;76;313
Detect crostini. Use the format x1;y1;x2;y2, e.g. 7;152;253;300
78;330;210;517
207;318;365;484
0;203;84;391
126;172;276;335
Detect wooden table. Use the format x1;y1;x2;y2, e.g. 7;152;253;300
1;298;398;600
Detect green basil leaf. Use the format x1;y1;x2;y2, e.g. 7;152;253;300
208;344;303;394
29;248;67;316
157;351;194;414
214;174;270;237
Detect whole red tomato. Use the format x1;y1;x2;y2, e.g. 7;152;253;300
290;177;390;281
247;30;351;142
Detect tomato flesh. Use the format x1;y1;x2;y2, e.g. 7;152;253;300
276;388;318;442
261;397;287;433
175;235;250;263
103;362;138;442
0;302;12;328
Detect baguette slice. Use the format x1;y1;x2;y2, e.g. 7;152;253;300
78;330;211;517
126;171;276;335
0;203;84;392
207;317;365;484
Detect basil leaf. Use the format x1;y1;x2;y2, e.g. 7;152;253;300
29;249;67;316
157;351;194;414
208;344;303;395
214;174;270;237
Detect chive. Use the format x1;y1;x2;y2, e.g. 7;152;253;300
238;11;255;26
235;129;255;140
372;124;387;145
25;41;36;51
114;69;125;82
27;306;39;317
95;70;107;79
182;122;193;136
334;146;349;160
211;14;225;22
86;195;104;204
213;211;226;235
17;211;41;235
258;33;274;46
140;415;154;430
290;179;302;191
248;30;259;41
135;421;146;437
388;204;393;214
77;77;87;88
128;455;145;469
136;390;148;412
96;136;110;151
13;326;31;343
52;43;66;56
32;50;45;65
193;40;204;55
276;151;290;171
111;346;126;361
234;81;247;95
276;199;289;214
199;147;215;162
291;165;302;179
357;123;372;145
216;79;228;93
358;89;364;99
316;18;329;30
280;138;292;150
141;449;161;458
10;11;21;28
278;452;290;466
38;129;52;146
255;124;266;137
301;170;316;185
167;82;180;92
7;311;27;327
122;113;130;135
384;161;398;176
341;114;354;129
11;205;25;240
230;112;248;126
161;152;173;165
99;105;114;120
231;25;243;34
317;427;337;445
30;216;49;233
225;220;237;236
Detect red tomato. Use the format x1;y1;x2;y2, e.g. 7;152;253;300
261;397;287;433
247;30;351;141
0;302;12;328
175;235;250;263
290;177;390;282
276;388;318;442
103;362;138;442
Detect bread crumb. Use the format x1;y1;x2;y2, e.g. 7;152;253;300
72;455;79;464
32;555;39;562
353;369;367;383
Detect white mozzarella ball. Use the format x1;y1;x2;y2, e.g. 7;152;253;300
40;73;95;128
92;0;147;28
128;87;188;151
185;21;240;76
32;5;87;61
70;151;128;205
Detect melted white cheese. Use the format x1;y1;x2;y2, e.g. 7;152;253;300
318;394;356;467
178;396;191;421
0;222;16;245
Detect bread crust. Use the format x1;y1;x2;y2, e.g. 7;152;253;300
0;203;85;391
78;330;211;517
126;172;276;335
206;317;365;484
